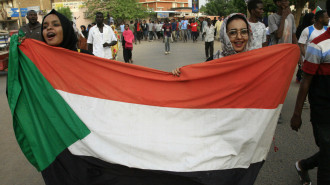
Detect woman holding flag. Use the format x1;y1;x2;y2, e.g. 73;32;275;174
172;13;252;75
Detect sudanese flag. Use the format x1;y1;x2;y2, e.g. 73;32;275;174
7;35;299;184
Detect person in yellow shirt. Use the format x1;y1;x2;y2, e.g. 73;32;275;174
215;17;223;40
111;25;120;60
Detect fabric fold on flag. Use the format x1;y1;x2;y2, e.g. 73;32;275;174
8;35;300;184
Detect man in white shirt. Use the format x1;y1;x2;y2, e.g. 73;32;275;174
248;0;267;49
87;12;117;59
298;10;329;58
120;22;125;33
203;18;215;59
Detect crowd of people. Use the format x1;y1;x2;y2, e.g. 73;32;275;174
17;0;330;184
77;15;228;59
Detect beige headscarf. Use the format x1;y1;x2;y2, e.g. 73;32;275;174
218;13;253;57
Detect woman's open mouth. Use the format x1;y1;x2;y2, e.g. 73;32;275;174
47;32;56;40
234;42;243;47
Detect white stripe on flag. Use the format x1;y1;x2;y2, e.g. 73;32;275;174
57;90;281;172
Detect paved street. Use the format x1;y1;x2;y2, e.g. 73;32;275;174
0;39;318;185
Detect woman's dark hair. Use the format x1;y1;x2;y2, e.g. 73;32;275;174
81;25;86;30
226;14;248;30
296;13;314;39
41;9;78;51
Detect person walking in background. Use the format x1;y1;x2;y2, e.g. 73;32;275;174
19;10;42;41
296;13;315;40
80;25;88;39
171;19;177;42
132;20;138;44
212;17;217;26
162;19;172;55
148;20;153;41
148;20;157;41
268;0;297;45
177;19;182;41
142;20;149;41
295;13;315;83
181;17;188;42
120;22;125;34
122;24;134;63
111;24;120;60
156;21;163;40
248;0;267;50
187;19;192;40
78;25;88;50
202;17;207;41
203;18;215;60
87;12;117;59
268;0;297;124
191;19;198;42
87;24;92;31
134;19;142;44
214;17;222;40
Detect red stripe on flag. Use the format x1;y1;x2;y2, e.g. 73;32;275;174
19;39;299;109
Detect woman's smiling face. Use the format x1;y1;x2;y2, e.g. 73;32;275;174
42;14;63;46
226;19;249;53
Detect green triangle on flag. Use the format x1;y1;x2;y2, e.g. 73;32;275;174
312;6;322;14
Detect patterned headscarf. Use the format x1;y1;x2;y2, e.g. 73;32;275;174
219;13;253;57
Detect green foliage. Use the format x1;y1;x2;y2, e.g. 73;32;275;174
85;0;151;22
202;0;241;16
56;7;73;21
233;0;247;15
262;0;278;14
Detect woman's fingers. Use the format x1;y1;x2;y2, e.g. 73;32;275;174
18;36;26;43
171;68;181;76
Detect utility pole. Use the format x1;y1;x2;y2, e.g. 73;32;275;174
39;0;44;11
17;0;23;28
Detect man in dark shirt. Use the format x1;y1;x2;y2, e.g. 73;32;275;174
19;10;42;41
171;19;177;42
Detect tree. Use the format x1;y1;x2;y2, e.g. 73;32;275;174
57;7;73;21
85;0;150;22
202;0;240;16
292;0;308;27
233;0;247;15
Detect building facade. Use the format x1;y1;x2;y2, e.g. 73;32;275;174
0;0;92;30
139;0;188;11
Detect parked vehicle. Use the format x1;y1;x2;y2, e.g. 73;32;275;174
0;31;9;72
